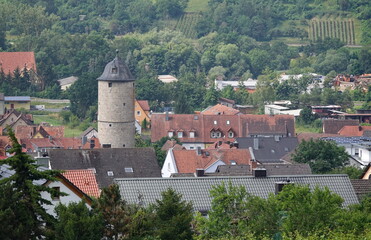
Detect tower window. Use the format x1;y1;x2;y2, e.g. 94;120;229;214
111;67;117;74
108;82;112;87
109;124;112;127
102;144;111;148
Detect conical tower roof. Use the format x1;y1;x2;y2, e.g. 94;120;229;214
97;56;135;82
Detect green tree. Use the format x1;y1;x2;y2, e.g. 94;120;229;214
55;201;104;240
154;188;193;240
195;181;249;238
278;184;344;237
0;130;62;239
93;184;131;239
292;139;349;173
297;106;318;125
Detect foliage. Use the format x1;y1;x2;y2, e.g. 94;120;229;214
0;129;62;239
329;166;364;179
54;201;104;240
153;188;193;240
297;106;319;125
93;184;132;239
292;139;349;173
195;181;250;239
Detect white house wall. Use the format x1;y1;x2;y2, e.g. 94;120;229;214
161;148;178;177
41;180;90;217
182;143;205;150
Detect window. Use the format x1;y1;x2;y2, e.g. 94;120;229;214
52;187;60;201
230;160;236;165
102;144;111;148
108;82;112;87
194;115;199;120
178;132;183;138
214;120;217;125
109;124;112;127
189;132;195;138
227;120;230;125
111;67;117;74
168;131;173;137
125;167;133;173
211;131;221;138
228;131;234;138
107;171;114;176
137;111;141;116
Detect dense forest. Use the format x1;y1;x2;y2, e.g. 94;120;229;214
0;0;370;118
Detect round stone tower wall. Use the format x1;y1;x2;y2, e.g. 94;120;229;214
98;80;135;148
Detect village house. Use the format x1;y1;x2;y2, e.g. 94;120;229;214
135;100;151;127
151;113;295;150
4;96;31;110
214;78;257;93
0;52;40;86
201;104;240;115
322;136;371;168
57;76;78;91
41;169;100;216
161;147;255;177
236;136;299;164
48;148;161;188
0;109;34;134
322;119;359;134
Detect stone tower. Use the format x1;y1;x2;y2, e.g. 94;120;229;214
97;54;135;148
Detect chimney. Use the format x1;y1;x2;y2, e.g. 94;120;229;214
275;181;291;195
253;138;259;150
195;169;205;177
165;111;169;121
196;147;201;155
253;168;267;177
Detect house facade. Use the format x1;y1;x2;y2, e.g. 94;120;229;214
151;113;295;150
162;147;254;177
4;96;31;110
135;100;151;127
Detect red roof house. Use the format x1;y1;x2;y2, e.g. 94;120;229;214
0;52;37;75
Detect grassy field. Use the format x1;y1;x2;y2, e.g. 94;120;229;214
295;124;322;133
33;114;83;138
185;0;208;12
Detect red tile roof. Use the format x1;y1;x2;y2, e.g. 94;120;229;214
173;148;252;174
0;52;37;75
42;126;65;138
201;104;240;115
20;137;82;151
151;114;295;143
161;139;184;151
137;100;150;111
338;126;371;136
62;169;100;198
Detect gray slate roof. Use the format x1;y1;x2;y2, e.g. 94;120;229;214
114;175;359;211
97;56;134;82
48;148;161;188
236;137;299;163
57;76;78;86
261;164;312;176
4;96;31;101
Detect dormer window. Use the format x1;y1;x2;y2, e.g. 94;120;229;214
178;132;183;138
228;131;234;138
211;130;222;138
168;131;174;137
111;67;117;74
189;131;195;138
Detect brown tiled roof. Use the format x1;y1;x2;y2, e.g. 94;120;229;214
161;139;183;151
151;114;295;143
42;126;65;138
201;104;240;115
21;137;82;151
322;119;358;134
137;100;150;111
338;126;371;137
0;52;37;75
350;179;371;201
297;133;339;143
173;148;252;174
62;169;101;198
0;136;11;158
15;125;37;139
